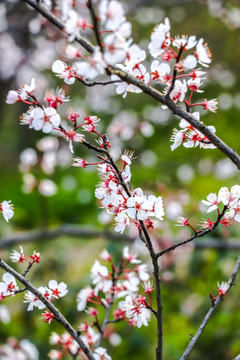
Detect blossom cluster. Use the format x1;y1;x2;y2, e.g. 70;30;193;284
46;246;152;359
76;246;152;328
202;185;240;227
49;330;111;360
49;5;218;151
92;153;164;233
10;245;41;264
0;201;14;222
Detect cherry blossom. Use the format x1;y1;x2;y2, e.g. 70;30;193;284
167;79;188;103
52;60;76;85
48;280;68;299
30;251;41;264
148;18;171;58
77;286;95;311
9;246;26;263
171;113;216;151
93;346;112;360
24;287;49;311
5;78;35;104
41;310;55;324
44;88;70;108
202;193;220;213
150;60;171;83
31;107;61;133
122;295;151;328
0;201;14;222
195;38;212;67
99;0;126;31
202;98;218;112
75;47;106;80
172;35;197;50
217;282;228;296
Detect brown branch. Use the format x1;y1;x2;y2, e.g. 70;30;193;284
180;254;240;360
0;258;96;360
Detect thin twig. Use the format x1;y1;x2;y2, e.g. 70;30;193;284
77;78;122;87
180;254;240;360
22;262;33;277
156;206;227;258
0;258;96;360
87;0;103;52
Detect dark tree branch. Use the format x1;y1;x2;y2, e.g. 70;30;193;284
180;254;240;360
0;258;96;360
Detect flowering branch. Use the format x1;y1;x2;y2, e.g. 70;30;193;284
80;136;164;359
21;0;240;170
0;258;96;360
180;254;240;360
156;206;227;258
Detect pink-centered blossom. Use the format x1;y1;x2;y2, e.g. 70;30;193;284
195;38;212;67
5;78;35;104
202;98;218;112
122;295;151;328
75;47;106;80
9;246;26;263
202;193;220;213
217;281;228;296
93;346;112;360
48;280;68;299
77;286;95;311
148;18;171;58
0;201;14;222
52;60;76;85
99;0;126;31
31;107;61;133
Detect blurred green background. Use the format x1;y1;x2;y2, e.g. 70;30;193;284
1;0;240;359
